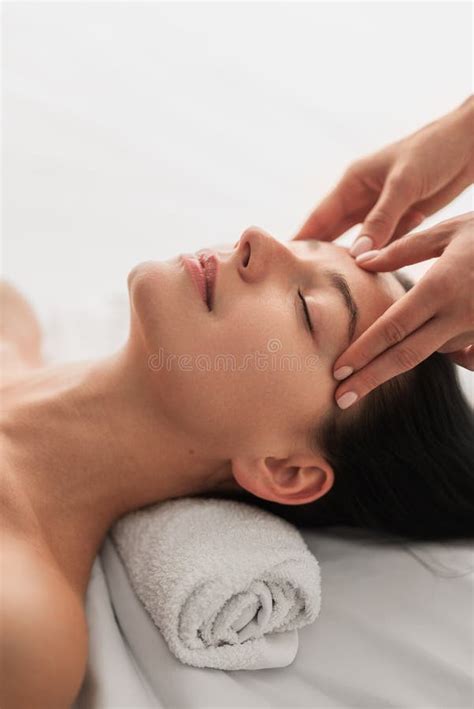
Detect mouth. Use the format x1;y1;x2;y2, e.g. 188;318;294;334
181;251;218;311
197;250;218;311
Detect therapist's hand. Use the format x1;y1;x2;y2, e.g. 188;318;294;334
293;96;474;254
331;213;474;410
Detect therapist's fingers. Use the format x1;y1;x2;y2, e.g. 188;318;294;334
292;167;376;241
331;275;439;383
295;202;424;245
333;316;447;409
379;172;470;247
412;168;474;222
352;221;452;270
352;162;474;256
446;345;474;371
293;163;426;243
293;185;348;241
437;331;474;353
390;209;426;241
350;174;416;255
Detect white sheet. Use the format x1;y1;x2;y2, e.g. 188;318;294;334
74;530;473;709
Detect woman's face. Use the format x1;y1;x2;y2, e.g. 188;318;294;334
127;226;405;460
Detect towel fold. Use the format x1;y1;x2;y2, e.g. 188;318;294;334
110;497;321;670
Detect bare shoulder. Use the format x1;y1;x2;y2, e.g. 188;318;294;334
0;532;89;709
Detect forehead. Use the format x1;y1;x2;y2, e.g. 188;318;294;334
291;239;406;339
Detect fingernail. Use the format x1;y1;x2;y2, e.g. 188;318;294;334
336;391;358;410
333;365;353;380
350;235;373;257
355;249;380;263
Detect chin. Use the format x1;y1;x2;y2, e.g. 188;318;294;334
126;255;212;357
127;259;176;350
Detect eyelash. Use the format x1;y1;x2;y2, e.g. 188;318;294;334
298;289;314;334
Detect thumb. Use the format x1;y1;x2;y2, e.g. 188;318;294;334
354;175;414;252
353;223;447;271
293;175;358;241
293;185;346;241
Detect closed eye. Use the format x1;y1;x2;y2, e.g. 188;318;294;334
298;289;314;334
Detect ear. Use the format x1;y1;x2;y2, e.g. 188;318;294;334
231;453;334;506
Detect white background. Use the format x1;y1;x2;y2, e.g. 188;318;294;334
2;1;473;385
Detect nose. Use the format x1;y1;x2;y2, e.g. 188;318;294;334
235;226;293;283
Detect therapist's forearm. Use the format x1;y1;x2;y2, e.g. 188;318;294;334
456;95;474;179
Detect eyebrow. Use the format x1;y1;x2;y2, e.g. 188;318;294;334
297;240;359;344
322;269;359;344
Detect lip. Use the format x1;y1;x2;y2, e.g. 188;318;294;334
181;251;218;311
197;249;218;311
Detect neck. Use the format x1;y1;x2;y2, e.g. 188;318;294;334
2;342;235;589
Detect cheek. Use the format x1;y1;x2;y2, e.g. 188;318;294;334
150;318;286;440
130;275;329;442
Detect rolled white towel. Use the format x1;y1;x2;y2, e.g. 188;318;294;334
109;497;321;670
